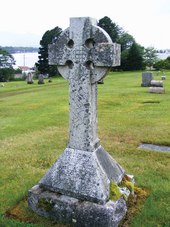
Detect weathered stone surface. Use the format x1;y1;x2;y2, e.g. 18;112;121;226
39;146;125;204
149;87;165;93
28;184;127;227
150;80;163;87
28;17;128;227
141;72;153;87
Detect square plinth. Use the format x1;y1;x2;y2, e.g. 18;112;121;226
28;184;127;227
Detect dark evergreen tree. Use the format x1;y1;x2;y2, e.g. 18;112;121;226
120;49;129;71
126;43;145;70
98;16;122;42
36;26;62;77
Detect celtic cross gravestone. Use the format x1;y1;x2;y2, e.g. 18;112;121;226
28;17;132;227
49;17;120;153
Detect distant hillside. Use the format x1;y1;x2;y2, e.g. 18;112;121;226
1;46;39;54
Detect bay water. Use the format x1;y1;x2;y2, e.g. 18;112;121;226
12;52;39;68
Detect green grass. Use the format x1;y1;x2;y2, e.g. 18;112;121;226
0;72;170;226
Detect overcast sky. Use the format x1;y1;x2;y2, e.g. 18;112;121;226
0;0;169;49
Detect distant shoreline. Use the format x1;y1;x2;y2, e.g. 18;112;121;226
1;46;39;54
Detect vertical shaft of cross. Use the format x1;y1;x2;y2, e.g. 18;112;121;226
65;18;100;152
68;65;99;152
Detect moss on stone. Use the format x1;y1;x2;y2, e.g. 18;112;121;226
110;182;123;201
38;198;54;212
119;175;135;194
119;181;134;194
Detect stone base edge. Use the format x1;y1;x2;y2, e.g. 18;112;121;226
28;184;127;227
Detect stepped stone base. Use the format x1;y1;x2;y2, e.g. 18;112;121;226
28;184;127;227
38;146;125;205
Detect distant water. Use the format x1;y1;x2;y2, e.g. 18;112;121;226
157;53;170;60
12;52;39;68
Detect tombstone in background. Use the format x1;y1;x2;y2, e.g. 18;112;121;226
38;74;44;84
28;17;133;227
26;72;34;84
161;75;166;80
150;80;163;87
149;79;165;94
141;71;153;87
149;87;165;94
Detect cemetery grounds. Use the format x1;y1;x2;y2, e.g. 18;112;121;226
0;71;170;226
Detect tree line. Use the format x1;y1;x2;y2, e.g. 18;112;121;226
1;16;170;81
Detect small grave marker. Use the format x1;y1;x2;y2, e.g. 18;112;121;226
38;74;44;84
26;72;34;84
141;72;153;87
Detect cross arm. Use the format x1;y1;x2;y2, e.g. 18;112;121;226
92;43;121;67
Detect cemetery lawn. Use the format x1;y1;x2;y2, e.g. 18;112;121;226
0;71;170;227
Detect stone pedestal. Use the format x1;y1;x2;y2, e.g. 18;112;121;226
39;146;125;204
28;148;129;226
28;184;127;227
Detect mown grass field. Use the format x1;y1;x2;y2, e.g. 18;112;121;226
0;71;170;226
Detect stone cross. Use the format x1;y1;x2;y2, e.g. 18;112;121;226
38;17;123;204
49;17;120;152
28;18;129;227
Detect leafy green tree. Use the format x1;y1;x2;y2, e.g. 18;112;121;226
144;47;158;69
118;32;135;51
36;26;62;77
154;56;170;70
0;48;15;81
154;59;165;70
164;56;170;69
